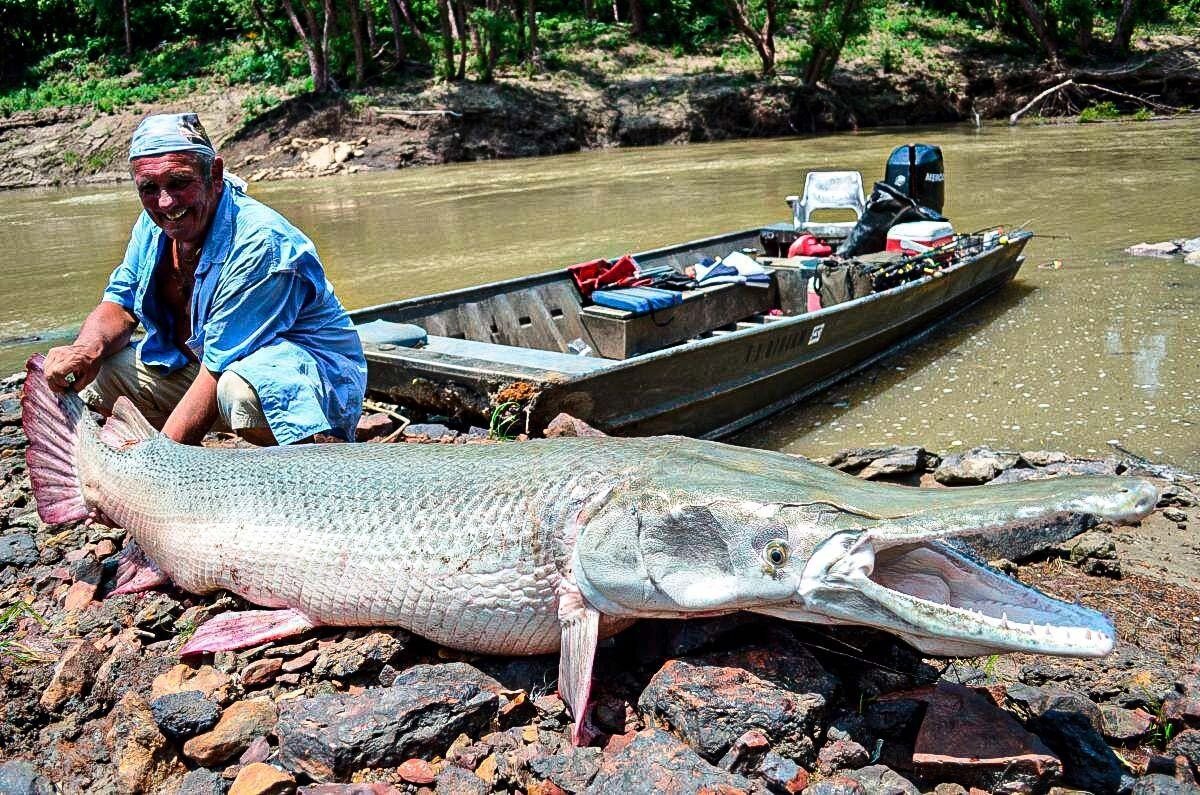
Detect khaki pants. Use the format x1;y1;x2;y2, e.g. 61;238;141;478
80;346;270;434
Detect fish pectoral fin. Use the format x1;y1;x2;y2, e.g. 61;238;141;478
98;396;159;448
558;583;601;746
179;608;316;657
109;541;170;595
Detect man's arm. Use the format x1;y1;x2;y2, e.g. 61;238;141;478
43;301;138;392
161;366;221;445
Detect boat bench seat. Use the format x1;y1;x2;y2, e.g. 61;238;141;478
423;335;615;375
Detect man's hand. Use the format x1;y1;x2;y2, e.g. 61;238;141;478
43;342;103;393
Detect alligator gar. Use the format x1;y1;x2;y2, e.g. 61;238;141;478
21;354;1158;743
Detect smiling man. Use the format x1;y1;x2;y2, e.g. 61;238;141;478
42;112;366;446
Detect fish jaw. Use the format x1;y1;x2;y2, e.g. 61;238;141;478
754;531;1116;658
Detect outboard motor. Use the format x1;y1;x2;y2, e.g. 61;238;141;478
884;143;944;214
836;181;945;258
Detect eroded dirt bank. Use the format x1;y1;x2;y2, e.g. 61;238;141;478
1;40;1196;191
2;374;1200;793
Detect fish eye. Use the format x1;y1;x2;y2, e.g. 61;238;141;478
764;540;790;567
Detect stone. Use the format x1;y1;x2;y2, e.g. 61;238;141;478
1182;237;1200;254
298;787;402;795
153;664;233;704
638;654;828;763
39;638;104;711
1133;775;1200;794
803;777;866;794
228;763;295;795
822;446;924;476
435;766;489;795
587;729;753;792
839;765;919;795
63;577;98;610
0;761;54;795
280;649;319;672
402;423;457;440
1100;704;1155;742
0;532;38;566
816;738;870;775
934;448;1008;485
756;751;809;793
527;746;602;792
1001;683;1104;732
1126;241;1182;257
911;683;1061;790
1168;730;1200;775
150;691;222;740
241;657;284;688
396;759;437;784
544;413;607;438
717;729;771;774
174;768;227;794
108;691;188;794
1186;251;1200;266
276;662;499;781
857;449;925;480
240;736;272;766
183;698;279;767
310;631;406;680
1032;709;1124;793
1020;450;1070;467
354;413;396;441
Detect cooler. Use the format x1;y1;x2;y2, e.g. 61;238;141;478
886;221;954;257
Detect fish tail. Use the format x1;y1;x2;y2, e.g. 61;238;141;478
21;354;93;524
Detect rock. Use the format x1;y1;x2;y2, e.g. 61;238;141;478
816;738;870;775
0;761;54;795
354;413;395;441
1186;251;1200;266
988;467;1048;484
310;631;406;680
1133;775;1200;794
587;729;753;792
638;654;828;763
756;751;809;794
108;691;188;794
544;413;607;438
0;532;38;567
228;763;295;795
1045;459;1118;477
823;446;926;479
1168;730;1200;775
1100;704;1155;742
241;657;284;688
299;788;402;795
183;698;279;767
1182;237;1200;254
396;758;437;785
39;638;104;711
1060;529;1118;570
803;777;866;794
1001;683;1104;732
839;765;919;795
151;691;222;741
402;423;457;441
240;736;272;766
435;766;489;794
911;683;1061;791
934;447;1013;485
1032;709;1124;793
527;746;602;792
276;662;499;781
717;729;771;773
174;768;227;794
1020;450;1070;467
153;664;233;704
280;649;319;672
1126;241;1182;257
63;578;98;610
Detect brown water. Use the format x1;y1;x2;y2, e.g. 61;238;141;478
1;120;1197;467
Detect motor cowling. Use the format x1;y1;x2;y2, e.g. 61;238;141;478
884;143;944;214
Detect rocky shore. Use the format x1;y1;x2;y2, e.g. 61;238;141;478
2;372;1199;794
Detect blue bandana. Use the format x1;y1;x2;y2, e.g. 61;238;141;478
129;113;216;161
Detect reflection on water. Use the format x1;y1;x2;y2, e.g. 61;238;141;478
1;119;1197;468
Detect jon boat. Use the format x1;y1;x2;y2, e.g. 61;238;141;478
348;224;1031;439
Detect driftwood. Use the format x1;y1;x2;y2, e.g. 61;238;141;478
1009;78;1195;124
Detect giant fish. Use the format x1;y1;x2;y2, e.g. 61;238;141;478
21;354;1157;742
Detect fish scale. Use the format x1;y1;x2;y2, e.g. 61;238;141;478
81;432;646;654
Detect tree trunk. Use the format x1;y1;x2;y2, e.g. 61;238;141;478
436;0;457;79
1112;0;1136;54
282;0;332;92
123;0;132;57
629;0;645;38
526;0;540;68
385;0;407;66
611;0;619;22
365;1;378;54
451;0;468;79
1016;0;1059;65
722;0;776;77
582;0;593;21
347;0;366;86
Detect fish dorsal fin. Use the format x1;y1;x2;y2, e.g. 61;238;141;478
98;397;159;449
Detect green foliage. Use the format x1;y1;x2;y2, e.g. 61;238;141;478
1132;106;1153;120
241;89;281;120
488;400;523;441
0;600;49;665
1078;100;1120;121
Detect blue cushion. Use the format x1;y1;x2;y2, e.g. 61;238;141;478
591;287;683;315
354;319;428;347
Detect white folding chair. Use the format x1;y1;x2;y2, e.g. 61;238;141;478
786;171;866;239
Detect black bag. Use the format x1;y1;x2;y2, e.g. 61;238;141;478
837;181;946;258
815;259;876;307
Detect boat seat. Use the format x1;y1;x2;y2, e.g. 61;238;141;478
355;319;429;348
423;336;614;375
786;171;865;238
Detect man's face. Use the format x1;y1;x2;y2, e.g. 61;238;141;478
131;152;224;245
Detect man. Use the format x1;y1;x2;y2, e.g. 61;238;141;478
43;112;366;446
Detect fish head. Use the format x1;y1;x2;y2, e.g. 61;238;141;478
573;439;1158;658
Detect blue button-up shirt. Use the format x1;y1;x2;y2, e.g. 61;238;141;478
102;179;366;445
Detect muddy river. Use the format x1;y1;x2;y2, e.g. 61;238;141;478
1;119;1197;467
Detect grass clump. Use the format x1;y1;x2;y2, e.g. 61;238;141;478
0;600;50;665
1078;100;1121;122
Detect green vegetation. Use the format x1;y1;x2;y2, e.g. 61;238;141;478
488;400;523;441
0;600;49;665
1078;100;1121;121
0;0;1194;116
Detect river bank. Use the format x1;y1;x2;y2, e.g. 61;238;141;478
2;368;1199;793
1;36;1197;191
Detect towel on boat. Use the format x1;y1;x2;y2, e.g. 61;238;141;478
694;251;771;286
